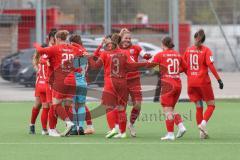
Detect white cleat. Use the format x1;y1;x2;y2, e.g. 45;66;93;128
199;130;209;139
161;133;175;141
198;124;209;139
128;124;136;137
113;132;127;139
48;129;60;137
61;121;74;137
105;128;118;138
176;127;187;138
41;129;49;135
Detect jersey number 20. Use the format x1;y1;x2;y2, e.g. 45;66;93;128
167;58;179;74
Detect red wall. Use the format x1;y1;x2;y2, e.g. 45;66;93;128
3;8;190;53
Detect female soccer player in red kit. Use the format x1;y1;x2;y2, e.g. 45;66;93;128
183;29;224;139
34;30;85;137
89;34;149;138
118;29;152;137
152;37;187;140
29;47;50;135
29;29;58;135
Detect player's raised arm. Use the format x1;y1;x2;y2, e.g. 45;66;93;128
93;44;103;57
34;43;56;57
87;54;103;69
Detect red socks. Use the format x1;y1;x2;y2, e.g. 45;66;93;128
106;108;117;130
196;107;203;125
64;105;71;118
85;106;92;125
174;113;183;125
48;105;57;129
54;104;69;121
30;107;40;125
130;107;140;125
165;119;174;132
41;108;49;129
118;110;127;133
203;105;215;122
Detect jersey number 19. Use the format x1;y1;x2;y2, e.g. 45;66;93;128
190;54;199;71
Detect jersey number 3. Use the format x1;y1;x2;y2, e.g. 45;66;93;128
112;57;120;75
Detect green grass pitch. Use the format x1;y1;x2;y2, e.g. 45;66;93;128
0;101;240;160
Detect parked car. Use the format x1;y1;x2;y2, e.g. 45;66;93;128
0;49;35;82
17;65;36;87
0;47;104;87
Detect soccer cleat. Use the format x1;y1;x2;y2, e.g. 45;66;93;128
198;124;209;138
120;132;127;139
113;132;127;139
61;121;74;137
29;125;35;134
176;127;187;138
48;129;61;137
78;127;85;135
161;133;175;141
41;129;49;135
84;126;95;135
105;128;118;138
69;129;78;135
128;123;136;137
199;130;209;139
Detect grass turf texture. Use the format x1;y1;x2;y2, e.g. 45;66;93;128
0;101;240;160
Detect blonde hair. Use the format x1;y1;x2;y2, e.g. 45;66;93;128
32;51;40;70
55;30;69;41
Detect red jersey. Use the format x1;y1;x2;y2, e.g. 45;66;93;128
36;54;48;85
153;49;186;87
183;45;218;87
89;48;147;80
122;45;142;79
35;43;83;83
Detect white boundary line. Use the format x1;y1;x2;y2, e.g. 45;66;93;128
0;142;240;145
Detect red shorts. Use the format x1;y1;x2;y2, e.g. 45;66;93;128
46;83;52;103
35;83;47;103
160;80;181;107
187;83;214;102
52;89;73;100
102;78;128;107
51;77;76;100
127;77;142;104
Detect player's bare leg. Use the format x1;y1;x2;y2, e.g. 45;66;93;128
29;97;42;134
128;101;141;137
161;107;175;141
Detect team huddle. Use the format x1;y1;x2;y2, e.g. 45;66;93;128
29;28;224;140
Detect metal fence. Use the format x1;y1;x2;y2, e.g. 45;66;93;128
0;0;240;71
